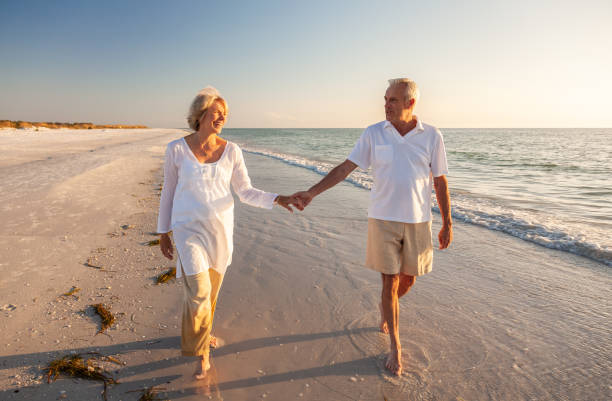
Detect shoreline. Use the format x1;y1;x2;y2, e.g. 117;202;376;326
1;129;610;400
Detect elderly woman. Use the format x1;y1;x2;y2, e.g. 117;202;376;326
157;86;299;379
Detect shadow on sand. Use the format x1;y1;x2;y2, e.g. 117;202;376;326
0;327;381;400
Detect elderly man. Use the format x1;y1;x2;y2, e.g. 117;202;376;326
293;78;452;375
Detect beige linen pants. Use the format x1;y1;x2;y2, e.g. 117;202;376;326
180;266;224;357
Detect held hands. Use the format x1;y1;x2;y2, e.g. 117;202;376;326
275;195;305;213
291;191;314;208
275;190;314;212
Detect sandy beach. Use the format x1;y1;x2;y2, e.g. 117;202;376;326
1;128;610;401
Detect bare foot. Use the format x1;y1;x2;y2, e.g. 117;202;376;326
379;303;389;334
385;350;402;376
194;356;211;380
210;335;217;349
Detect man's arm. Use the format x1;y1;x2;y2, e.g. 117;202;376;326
433;175;453;249
294;159;358;206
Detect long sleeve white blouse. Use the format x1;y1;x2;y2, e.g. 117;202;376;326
157;138;277;277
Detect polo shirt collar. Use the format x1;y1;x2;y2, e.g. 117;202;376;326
384;117;424;140
415;118;424;131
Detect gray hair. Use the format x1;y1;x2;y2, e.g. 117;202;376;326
388;78;420;104
187;86;228;131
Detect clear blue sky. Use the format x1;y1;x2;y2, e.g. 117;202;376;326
1;0;611;128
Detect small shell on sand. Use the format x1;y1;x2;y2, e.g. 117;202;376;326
85;257;103;269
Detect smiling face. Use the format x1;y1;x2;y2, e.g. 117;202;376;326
384;84;415;124
199;100;226;134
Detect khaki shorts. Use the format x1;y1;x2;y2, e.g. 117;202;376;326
365;218;433;276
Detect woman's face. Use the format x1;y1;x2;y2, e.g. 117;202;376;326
199;100;226;134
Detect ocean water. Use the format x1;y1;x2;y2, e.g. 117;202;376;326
222;128;612;267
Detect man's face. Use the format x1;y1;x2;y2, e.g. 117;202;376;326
384;84;412;122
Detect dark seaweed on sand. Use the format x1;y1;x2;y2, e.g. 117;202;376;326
127;386;168;401
45;353;120;400
155;267;176;284
62;286;80;296
146;238;160;246
92;303;115;333
85;257;104;269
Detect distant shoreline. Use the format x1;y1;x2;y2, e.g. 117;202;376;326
0;120;147;130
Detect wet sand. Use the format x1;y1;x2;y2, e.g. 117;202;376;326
0;128;610;400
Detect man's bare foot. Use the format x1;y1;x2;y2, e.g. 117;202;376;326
379;303;389;334
194;356;211;380
385;350;402;376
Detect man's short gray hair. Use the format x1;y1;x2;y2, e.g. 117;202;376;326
388;78;420;104
187;86;228;131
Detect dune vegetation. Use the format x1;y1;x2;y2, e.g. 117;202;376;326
0;120;147;129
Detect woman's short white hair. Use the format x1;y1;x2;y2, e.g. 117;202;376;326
187;86;228;131
388;78;420;104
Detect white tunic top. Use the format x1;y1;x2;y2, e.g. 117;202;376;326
347;118;448;223
157;138;277;277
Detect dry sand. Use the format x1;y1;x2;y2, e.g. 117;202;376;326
0;128;610;400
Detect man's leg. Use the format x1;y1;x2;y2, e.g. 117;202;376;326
379;274;389;334
379;273;415;334
398;273;415;298
381;273;402;375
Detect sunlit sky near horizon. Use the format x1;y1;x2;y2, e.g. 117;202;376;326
1;0;611;128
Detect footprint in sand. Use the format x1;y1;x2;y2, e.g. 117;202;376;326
345;312;432;386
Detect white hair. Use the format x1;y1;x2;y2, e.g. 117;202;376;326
187;86;228;131
388;78;420;104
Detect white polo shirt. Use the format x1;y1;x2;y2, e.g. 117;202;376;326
347;118;448;223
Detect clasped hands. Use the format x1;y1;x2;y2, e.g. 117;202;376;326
274;191;314;213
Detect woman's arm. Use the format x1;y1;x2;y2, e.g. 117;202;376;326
157;145;178;259
230;146;280;209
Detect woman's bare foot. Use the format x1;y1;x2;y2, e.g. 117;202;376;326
194;356;211;380
379;303;389;334
385;349;402;376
